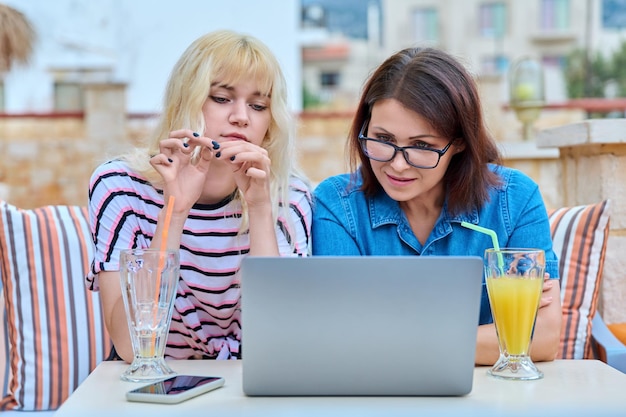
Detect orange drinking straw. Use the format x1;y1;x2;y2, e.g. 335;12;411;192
155;195;175;302
150;196;175;356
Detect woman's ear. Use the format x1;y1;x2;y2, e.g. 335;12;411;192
453;139;466;154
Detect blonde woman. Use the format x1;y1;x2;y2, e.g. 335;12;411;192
87;30;312;361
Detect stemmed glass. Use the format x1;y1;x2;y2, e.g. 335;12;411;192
484;248;545;380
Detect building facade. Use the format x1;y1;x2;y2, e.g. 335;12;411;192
301;0;626;109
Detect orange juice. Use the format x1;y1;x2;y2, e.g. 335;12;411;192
486;275;543;355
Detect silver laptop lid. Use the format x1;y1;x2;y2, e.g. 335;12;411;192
241;256;483;396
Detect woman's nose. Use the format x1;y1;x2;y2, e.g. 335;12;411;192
229;102;249;127
389;149;411;170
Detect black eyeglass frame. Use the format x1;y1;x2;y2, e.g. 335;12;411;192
357;122;454;169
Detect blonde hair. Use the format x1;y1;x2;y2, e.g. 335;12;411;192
123;30;306;240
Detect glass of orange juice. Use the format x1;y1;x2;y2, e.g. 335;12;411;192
484;248;545;380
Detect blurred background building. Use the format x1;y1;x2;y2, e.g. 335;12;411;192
301;0;626;110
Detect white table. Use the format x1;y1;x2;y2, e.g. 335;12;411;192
54;360;625;417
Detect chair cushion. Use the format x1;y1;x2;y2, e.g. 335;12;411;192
0;201;112;411
607;323;626;345
1;289;8;401
548;200;611;360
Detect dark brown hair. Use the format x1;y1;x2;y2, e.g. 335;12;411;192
348;47;502;215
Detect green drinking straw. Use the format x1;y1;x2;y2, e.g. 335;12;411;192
460;221;504;269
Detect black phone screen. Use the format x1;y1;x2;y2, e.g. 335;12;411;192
130;375;222;396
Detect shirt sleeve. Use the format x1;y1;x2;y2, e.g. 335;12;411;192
86;161;154;290
503;169;560;280
312;177;362;256
278;177;313;256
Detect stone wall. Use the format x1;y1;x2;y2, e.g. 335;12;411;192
0;81;577;209
0;84;138;208
296;112;352;186
0;116;91;207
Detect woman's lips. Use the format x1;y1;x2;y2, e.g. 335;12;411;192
221;133;248;141
386;174;415;186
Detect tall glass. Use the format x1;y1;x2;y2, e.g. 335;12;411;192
119;248;180;382
484;248;545;380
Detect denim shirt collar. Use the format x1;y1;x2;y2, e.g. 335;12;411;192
368;188;481;244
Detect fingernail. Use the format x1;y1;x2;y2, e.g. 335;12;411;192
183;143;189;148
230;155;236;161
212;140;220;150
193;132;200;137
168;158;173;163
215;151;221;158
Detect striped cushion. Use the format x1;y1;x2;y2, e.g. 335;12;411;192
0;201;112;411
548;200;611;360
0;290;7;401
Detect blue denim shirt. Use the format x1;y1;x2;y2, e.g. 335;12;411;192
312;164;559;325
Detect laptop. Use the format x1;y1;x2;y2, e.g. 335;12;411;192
240;256;483;397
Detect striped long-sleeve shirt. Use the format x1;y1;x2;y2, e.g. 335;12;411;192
86;159;312;359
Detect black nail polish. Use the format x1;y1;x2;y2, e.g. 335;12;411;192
183;143;189;148
230;155;236;161
168;158;173;163
193;132;200;137
212;140;220;150
215;151;221;158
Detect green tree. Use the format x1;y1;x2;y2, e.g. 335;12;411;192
565;48;611;98
302;85;321;110
565;40;626;99
610;41;626;97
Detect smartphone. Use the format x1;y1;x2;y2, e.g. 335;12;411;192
126;374;225;404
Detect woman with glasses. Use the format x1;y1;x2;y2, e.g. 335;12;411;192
311;47;561;365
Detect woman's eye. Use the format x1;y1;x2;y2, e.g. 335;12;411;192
413;142;431;149
211;96;229;104
250;103;268;111
375;134;393;142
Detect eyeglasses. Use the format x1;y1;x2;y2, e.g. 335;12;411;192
358;122;454;169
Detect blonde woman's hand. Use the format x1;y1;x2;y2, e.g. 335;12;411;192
214;140;272;208
149;129;218;213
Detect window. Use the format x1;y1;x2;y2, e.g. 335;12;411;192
603;0;626;29
541;0;570;30
413;8;438;43
542;55;567;70
481;55;509;76
479;2;507;38
54;82;83;112
320;72;339;88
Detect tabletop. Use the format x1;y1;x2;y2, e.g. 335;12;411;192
54;359;626;417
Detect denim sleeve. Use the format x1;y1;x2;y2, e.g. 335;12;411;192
503;169;559;280
312;178;362;255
